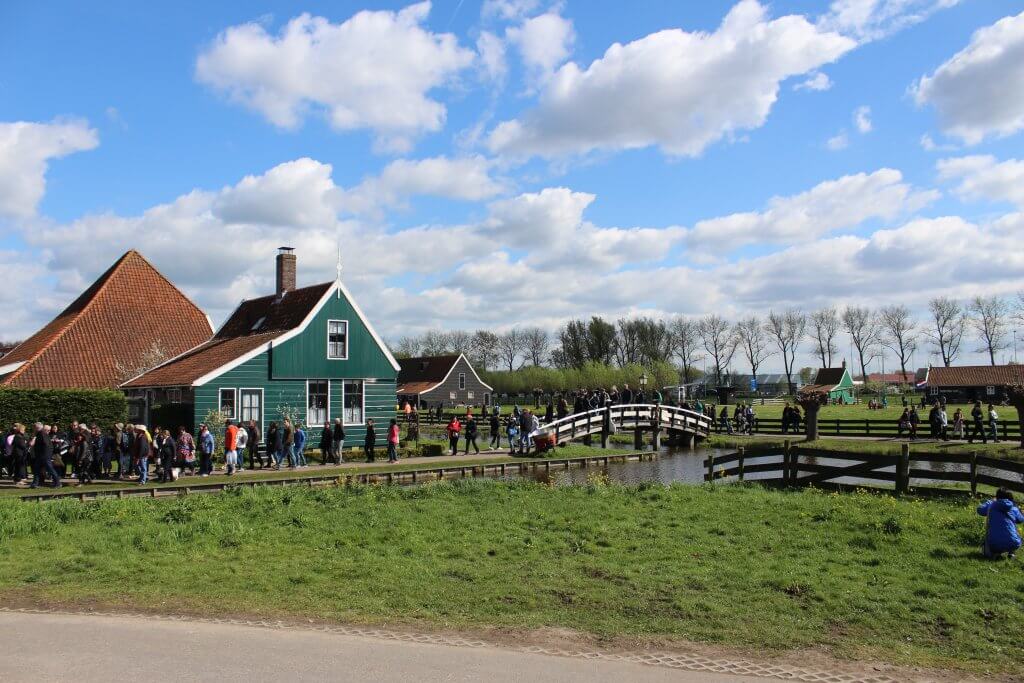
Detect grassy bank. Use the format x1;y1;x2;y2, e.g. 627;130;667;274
0;481;1020;675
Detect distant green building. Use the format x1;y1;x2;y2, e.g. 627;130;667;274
807;365;856;403
124;248;400;444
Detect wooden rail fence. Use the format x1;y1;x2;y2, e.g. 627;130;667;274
704;442;1024;496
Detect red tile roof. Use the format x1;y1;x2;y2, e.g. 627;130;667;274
867;372;917;384
927;365;1024;387
1;251;212;389
124;281;333;388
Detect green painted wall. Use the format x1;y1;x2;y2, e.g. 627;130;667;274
193;351;396;448
270;290;398;381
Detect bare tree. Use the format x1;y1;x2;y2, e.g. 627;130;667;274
115;340;172;383
842;306;882;381
447;330;474;356
765;309;806;395
669;316;702;383
697;315;736;386
470;330;500;370
969;295;1010;365
614;318;642;367
521;327;550;366
733;316;774;379
391;336;422;359
926;297;966;367
879;305;918;382
495;329;527;372
809;308;840;368
419;330;451;356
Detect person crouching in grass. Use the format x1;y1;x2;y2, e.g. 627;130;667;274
978;488;1024;559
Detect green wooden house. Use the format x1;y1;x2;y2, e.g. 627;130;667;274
806;364;856;404
123;248;400;446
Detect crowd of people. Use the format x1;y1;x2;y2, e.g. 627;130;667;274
896;399;1001;443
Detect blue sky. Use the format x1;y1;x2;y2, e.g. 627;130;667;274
2;0;1024;371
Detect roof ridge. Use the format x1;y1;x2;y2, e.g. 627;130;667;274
3;250;136;384
127;250;211;329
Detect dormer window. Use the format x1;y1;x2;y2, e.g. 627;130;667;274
328;320;348;359
250;316;266;331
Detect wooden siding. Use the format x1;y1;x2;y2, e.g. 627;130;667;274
405;356;492;408
193;351;395;446
270;291;397;381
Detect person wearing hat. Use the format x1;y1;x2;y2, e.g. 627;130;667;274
133;425;151;485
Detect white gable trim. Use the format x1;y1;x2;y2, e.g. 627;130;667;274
336;279;402;373
191;279;399;386
0;360;25;375
437;354;493;391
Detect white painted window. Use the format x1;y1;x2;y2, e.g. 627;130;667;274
449;391;456;400
459;372;466;390
343;380;364;425
467;391;475;400
219;388;237;420
987;385;996;396
307;381;329;426
240;389;263;428
327;320;348;359
166;388;181;404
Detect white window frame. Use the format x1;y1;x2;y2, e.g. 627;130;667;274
327;319;349;360
166;388;182;404
458;372;466;390
987;385;996;396
342;379;365;426
449;391;456;400
219;388;238;420
306;380;331;427
239;388;265;434
467;391;475;400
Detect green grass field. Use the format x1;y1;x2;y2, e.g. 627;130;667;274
0;481;1020;675
707;434;1024;458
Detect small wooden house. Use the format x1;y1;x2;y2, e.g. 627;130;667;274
805;365;856;403
919;365;1024;402
124;248;400;442
397;354;493;409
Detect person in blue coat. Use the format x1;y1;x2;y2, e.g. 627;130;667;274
977;489;1024;559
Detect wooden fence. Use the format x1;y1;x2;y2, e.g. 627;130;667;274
713;417;1021;440
703;443;1024;496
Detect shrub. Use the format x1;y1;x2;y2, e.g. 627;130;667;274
0;387;127;428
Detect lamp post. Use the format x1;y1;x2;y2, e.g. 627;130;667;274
640;372;648;400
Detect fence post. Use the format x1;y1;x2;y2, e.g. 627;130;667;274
786;440;794;483
835;419;841;436
738;446;745;482
707;452;714;483
970;451;978;496
865;419;870;436
897;443;910;496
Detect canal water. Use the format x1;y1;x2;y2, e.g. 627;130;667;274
474;447;1022;489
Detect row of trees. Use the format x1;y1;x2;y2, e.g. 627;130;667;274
391;294;1024;395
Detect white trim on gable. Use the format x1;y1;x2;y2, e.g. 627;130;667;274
0;360;26;376
192;280;400;386
438;353;493;392
335;279;402;373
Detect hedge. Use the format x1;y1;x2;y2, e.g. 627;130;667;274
0;387;128;428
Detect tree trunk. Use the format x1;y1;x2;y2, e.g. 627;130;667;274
804;403;819;441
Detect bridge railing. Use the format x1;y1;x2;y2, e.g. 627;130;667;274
539;404;712;444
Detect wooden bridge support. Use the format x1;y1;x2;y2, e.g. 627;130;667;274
633;429;644;450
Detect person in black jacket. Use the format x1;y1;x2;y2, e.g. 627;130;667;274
488;411;501;450
267;422;281;469
10;423;28;483
74;428;94;485
320;422;334;464
247;420;262;469
364;419;376;462
158;430;177;483
30;423;60;489
464;416;480;454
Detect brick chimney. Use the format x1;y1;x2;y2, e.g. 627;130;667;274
276;247;296;295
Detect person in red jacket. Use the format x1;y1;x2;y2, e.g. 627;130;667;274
387;419;400;463
445;416;461;456
224;420;239;475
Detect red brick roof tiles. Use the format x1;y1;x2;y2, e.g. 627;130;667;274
927;365;1024;387
1;251;212;389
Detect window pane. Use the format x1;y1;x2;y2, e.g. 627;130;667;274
328;321;347;359
459;373;466;390
307;381;328;425
219;389;236;419
344;380;363;424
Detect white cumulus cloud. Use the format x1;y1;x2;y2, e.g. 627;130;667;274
195;2;475;152
487;0;855;159
937;155;1024;208
913;10;1024;144
794;72;833;91
0;119;98;219
506;11;575;80
854;105;873;133
819;0;962;43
